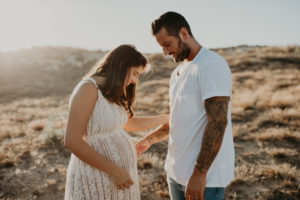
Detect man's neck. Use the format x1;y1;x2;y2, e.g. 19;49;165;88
186;40;202;61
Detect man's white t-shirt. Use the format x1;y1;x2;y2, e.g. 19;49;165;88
165;47;235;187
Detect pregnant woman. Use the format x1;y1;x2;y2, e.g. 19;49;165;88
64;44;169;200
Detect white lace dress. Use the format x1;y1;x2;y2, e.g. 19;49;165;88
65;78;140;200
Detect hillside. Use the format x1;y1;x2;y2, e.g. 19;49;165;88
0;45;299;200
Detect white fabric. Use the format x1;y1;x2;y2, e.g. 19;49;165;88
165;47;235;187
65;78;140;200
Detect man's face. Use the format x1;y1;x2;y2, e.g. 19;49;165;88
154;27;190;62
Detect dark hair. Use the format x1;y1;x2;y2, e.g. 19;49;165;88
151;11;193;37
86;44;148;118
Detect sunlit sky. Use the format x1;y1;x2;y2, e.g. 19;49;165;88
1;0;300;53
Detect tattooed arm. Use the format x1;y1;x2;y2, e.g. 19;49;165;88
195;96;229;173
135;124;169;156
145;123;169;144
185;96;229;200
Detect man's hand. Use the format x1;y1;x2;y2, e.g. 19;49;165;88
185;168;206;200
134;123;169;157
134;138;151;157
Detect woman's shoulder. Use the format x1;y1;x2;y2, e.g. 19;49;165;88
79;80;98;92
75;78;98;92
69;79;99;106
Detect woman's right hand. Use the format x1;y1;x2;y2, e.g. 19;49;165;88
110;166;134;190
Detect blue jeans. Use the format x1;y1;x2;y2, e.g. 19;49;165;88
167;177;225;200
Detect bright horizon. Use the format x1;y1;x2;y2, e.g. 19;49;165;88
1;0;300;53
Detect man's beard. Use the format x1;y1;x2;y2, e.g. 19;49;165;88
175;38;190;62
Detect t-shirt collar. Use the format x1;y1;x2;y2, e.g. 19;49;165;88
185;46;205;65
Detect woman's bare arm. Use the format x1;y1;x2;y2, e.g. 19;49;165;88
123;114;169;132
64;83;119;175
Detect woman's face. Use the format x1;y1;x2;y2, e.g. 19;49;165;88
124;65;144;87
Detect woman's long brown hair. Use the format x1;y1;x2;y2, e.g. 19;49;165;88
85;44;148;118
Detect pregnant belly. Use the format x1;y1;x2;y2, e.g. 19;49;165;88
88;130;137;170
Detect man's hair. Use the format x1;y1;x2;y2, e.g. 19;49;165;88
151;11;193;37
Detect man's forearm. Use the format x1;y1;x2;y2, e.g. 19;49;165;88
195;121;227;174
195;96;229;174
145;123;169;145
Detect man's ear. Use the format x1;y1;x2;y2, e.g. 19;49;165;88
178;27;189;41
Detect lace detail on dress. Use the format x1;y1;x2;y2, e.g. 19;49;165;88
65;78;140;200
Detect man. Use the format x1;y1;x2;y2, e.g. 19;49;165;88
135;11;235;200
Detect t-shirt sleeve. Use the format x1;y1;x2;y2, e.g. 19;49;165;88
198;60;232;102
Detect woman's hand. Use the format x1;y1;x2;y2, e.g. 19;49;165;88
110;166;134;190
135;138;152;157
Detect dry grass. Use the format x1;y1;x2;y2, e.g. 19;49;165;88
254;164;297;182
256;128;300;144
29;120;45;132
138;153;169;199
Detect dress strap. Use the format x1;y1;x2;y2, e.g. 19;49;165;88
84;78;99;89
83;77;107;100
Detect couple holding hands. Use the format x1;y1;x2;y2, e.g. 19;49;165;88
64;11;234;200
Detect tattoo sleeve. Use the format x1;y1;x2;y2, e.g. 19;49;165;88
147;123;169;145
195;96;229;174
